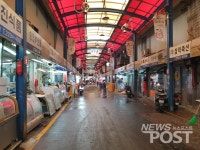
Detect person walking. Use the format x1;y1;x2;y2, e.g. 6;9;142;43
71;80;76;98
102;80;107;98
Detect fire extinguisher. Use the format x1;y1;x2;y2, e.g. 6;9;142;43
34;79;38;87
16;59;23;75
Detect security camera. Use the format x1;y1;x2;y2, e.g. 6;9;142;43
81;2;89;13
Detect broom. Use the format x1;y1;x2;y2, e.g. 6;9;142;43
187;104;200;125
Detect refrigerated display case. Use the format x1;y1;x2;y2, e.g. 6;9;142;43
41;86;61;110
27;94;44;133
0;96;19;150
59;84;69;103
35;94;56;116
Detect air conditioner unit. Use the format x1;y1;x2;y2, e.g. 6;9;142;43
142;49;151;57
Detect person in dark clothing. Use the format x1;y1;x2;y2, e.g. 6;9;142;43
125;84;134;98
102;80;107;98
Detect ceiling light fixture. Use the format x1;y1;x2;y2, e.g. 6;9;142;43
99;26;105;36
74;0;89;13
102;16;109;21
95;43;100;48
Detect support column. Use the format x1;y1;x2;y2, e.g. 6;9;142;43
114;52;117;81
167;0;174;111
133;33;138;96
16;0;27;140
63;28;68;59
105;63;107;81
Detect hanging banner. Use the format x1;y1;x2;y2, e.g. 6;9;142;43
110;57;114;69
154;13;166;41
0;0;23;45
68;37;75;55
76;58;81;68
126;40;134;56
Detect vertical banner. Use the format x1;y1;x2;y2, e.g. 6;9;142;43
110;57;114;69
76;58;81;68
125;40;134;56
68;37;75;55
154;13;166;41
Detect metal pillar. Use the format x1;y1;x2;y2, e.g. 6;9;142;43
64;28;68;59
133;33;138;96
16;0;27;140
114;52;117;81
105;63;107;81
167;0;174;111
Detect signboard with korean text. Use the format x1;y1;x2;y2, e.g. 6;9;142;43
57;54;63;66
126;62;134;71
169;41;191;62
148;53;158;67
135;60;141;70
140;57;149;68
0;1;23;45
49;46;57;63
158;49;167;64
41;39;50;59
27;25;42;55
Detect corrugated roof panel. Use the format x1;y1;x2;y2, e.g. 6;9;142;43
47;0;165;68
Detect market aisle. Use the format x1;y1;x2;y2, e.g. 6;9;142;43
33;85;172;150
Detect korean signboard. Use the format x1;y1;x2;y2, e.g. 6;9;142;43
148;53;158;67
140;57;149;68
169;41;191;62
126;62;134;71
49;46;58;63
0;1;23;45
27;25;42;55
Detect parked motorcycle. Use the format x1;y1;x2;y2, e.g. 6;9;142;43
79;84;84;96
125;85;134;98
155;88;180;112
